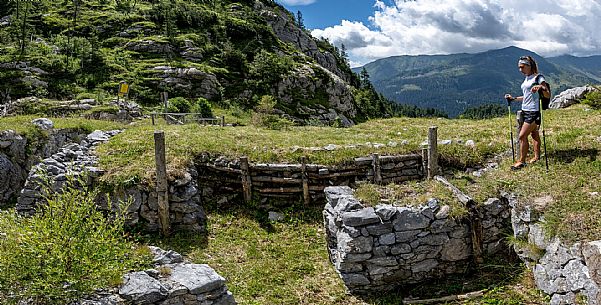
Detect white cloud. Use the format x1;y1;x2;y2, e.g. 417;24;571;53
278;0;317;6
311;0;601;66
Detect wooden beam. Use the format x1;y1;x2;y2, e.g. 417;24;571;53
153;130;170;237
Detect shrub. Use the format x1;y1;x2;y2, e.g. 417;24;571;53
167;96;193;113
0;177;150;304
582;89;601;110
190;97;213;118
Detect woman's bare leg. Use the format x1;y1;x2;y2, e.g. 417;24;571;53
530;127;541;161
517;122;538;164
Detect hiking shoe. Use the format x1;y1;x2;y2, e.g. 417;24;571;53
511;162;527;171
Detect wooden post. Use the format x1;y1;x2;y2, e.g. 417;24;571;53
240;156;252;203
427;126;439;179
434;176;483;264
221;116;225;127
421;148;428;178
151;112;155;125
301;157;310;205
372;153;381;184
160;92;168;112
154;131;170;236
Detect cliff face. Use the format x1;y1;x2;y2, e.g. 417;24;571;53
0;0;365;125
257;1;351;83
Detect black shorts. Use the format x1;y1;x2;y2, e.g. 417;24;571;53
522;111;541;125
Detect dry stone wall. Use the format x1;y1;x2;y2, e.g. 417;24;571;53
506;192;601;305
323;186;511;294
0;120;88;204
10;121;206;233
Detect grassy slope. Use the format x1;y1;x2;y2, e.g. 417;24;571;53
3;104;599;303
95;104;601;243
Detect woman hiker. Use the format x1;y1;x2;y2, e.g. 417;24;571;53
504;55;550;170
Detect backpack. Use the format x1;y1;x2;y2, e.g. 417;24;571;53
535;74;551;110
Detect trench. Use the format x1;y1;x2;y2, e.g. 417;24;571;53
2;127;598;303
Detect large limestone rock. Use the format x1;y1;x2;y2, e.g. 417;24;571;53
256;1;350;83
549;86;598;109
152;66;222;101
124;40;173;54
276;64;356;126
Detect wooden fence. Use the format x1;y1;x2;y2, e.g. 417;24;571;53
151;112;225;126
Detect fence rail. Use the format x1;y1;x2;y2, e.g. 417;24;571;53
151;112;225;126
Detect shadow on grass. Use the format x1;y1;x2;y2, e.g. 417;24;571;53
553;148;598;163
355;250;524;305
136;200;327;256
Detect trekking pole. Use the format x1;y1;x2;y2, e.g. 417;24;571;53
539;98;549;172
506;97;516;162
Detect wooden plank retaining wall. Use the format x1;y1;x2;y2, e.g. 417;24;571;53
196;153;424;204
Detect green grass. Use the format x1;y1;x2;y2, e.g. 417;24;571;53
0;115;125;137
354;180;469;217
144;204;546;305
95;114;509;185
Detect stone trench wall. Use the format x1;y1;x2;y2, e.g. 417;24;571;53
0;120;89;204
323;186;511;294
506;192;601;305
13;129;205;233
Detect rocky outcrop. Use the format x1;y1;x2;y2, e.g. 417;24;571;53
277;64;356;126
549;86;599;109
78;246;236;305
124;40;174;54
152;66;222;101
505;192;601;304
256;2;350;83
323;186;511;294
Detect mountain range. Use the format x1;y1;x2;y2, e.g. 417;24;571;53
355;46;601;117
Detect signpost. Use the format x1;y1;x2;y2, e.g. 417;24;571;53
117;81;129;103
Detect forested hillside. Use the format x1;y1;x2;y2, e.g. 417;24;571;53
357;46;601;117
0;0;439;125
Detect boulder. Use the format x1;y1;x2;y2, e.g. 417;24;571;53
549;86;598;109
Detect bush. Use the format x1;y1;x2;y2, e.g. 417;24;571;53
190;97;213;118
167;96;193;113
582;89;601;110
0;177;150;304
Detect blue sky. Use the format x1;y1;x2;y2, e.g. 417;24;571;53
277;0;601;67
278;0;388;30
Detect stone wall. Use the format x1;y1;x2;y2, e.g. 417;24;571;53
506;192;601;304
0;120;87;204
13;126;206;233
78;246;236;305
323;186;511;294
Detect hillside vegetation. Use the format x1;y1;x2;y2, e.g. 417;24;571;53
0;0;450;125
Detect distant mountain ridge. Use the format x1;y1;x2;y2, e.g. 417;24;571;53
355;46;601;117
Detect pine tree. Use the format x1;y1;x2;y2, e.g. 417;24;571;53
296;10;304;29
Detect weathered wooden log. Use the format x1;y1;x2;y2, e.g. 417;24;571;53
154;131;170;236
307;170;365;179
251;176;302;184
379;154;422;163
403;289;487;304
434;175;483;264
240;157;252;203
301;157;310;205
257;187;303;193
428;126;439;179
201;164;243;174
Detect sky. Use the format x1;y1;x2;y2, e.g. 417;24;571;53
277;0;601;67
